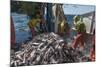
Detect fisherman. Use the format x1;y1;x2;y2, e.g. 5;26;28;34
11;16;16;49
58;18;70;36
58;20;65;36
28;14;41;39
72;15;86;49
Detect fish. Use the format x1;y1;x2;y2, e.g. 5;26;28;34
11;32;84;66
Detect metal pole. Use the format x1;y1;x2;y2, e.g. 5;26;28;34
46;3;52;32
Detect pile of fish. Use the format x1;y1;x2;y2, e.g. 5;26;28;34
11;32;85;66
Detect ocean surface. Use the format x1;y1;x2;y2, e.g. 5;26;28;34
12;13;31;43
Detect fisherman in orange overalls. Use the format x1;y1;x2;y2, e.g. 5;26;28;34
72;16;86;49
11;17;16;49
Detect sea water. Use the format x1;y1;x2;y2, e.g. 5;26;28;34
11;13;31;43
